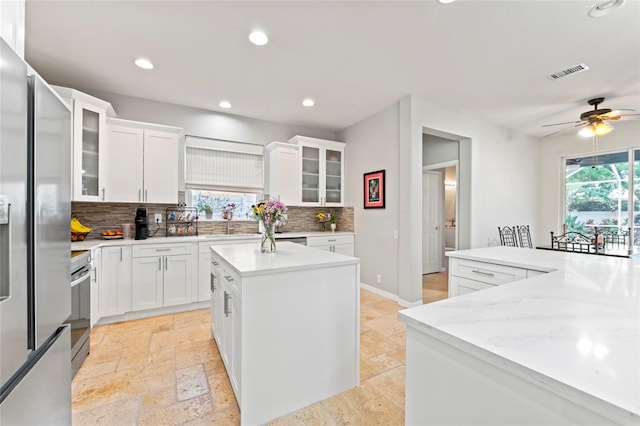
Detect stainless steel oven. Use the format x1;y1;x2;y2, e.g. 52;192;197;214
66;250;91;376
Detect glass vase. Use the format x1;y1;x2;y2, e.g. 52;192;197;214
261;223;276;253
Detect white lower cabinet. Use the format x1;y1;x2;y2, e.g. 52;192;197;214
211;254;241;398
98;246;132;317
131;243;194;311
198;239;257;303
90;248;101;327
307;234;354;256
131;256;163;311
448;257;546;297
210;256;221;342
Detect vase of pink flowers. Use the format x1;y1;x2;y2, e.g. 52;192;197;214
250;199;287;253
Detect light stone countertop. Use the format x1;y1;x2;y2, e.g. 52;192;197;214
398;246;640;422
70;231;354;251
210;241;360;277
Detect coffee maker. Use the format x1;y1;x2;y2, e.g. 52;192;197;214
134;207;148;240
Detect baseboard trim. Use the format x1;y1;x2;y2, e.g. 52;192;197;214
96;301;210;326
359;283;422;308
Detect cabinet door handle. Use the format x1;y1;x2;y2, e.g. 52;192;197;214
92;267;96;281
101;187;105;201
224;291;230;317
210;274;216;292
224;275;234;282
212;260;219;266
164;257;168;270
472;269;495;277
158;258;162;271
120;247;122;262
145;189;148;202
328;239;336;242
138;189;141;202
155;248;171;252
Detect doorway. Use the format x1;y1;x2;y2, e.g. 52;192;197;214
422;161;458;303
423;161;458;271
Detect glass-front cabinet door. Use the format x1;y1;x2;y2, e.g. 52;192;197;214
73;100;106;201
324;149;342;204
81;108;100;196
301;146;320;204
292;135;345;206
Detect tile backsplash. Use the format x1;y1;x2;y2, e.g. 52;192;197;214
72;202;354;240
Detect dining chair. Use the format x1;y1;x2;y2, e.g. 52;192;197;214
498;226;518;247
517;225;533;248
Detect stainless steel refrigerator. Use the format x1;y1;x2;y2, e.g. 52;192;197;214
0;38;72;424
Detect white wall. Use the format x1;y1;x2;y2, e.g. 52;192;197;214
538;120;640;243
82;89;336;145
338;95;540;305
422;134;458;165
410;96;540;248
338;103;400;295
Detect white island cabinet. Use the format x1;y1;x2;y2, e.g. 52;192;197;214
209;242;360;425
399;247;640;426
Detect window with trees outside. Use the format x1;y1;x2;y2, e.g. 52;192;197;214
564;149;639;253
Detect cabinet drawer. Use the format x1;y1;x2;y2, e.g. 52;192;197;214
307;234;353;247
457;277;496;294
132;243;193;258
220;265;240;296
450;258;526;285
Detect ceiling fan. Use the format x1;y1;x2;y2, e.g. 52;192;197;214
541;97;640;138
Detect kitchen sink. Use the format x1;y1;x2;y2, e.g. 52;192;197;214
203;233;259;239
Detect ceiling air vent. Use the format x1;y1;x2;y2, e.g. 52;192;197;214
548;63;590;80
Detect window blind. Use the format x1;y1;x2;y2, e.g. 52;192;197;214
185;136;263;193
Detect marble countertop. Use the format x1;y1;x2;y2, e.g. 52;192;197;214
71;231;354;251
210;241;359;277
399;246;639;421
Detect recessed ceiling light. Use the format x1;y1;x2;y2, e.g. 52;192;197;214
588;0;625;17
249;31;269;46
437;0;456;4
219;101;232;109
134;58;154;70
302;98;315;107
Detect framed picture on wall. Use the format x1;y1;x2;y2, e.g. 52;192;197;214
363;169;385;209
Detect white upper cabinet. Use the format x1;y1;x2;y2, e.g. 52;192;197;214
264;142;300;206
0;0;25;58
52;86;116;202
289;135;345;207
105;118;181;204
265;136;345;206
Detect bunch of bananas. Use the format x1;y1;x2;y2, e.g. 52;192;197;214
70;217;92;234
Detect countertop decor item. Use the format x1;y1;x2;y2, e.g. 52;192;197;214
165;206;198;236
315;212;336;231
364;169;385;209
250;199;287;252
222;203;237;220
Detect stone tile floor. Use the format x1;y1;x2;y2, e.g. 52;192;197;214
423;271;448;304
72;288;416;425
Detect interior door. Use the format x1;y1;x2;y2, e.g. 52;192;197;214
423;171;443;274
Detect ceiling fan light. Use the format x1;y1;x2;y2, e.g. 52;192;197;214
578;124;596;137
594;120;614;136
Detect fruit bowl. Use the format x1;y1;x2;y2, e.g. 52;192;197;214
71;231;90;242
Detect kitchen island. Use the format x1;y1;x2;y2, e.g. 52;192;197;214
209;242;360;425
399;246;639;425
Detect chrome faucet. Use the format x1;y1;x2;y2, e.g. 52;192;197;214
226;218;234;235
